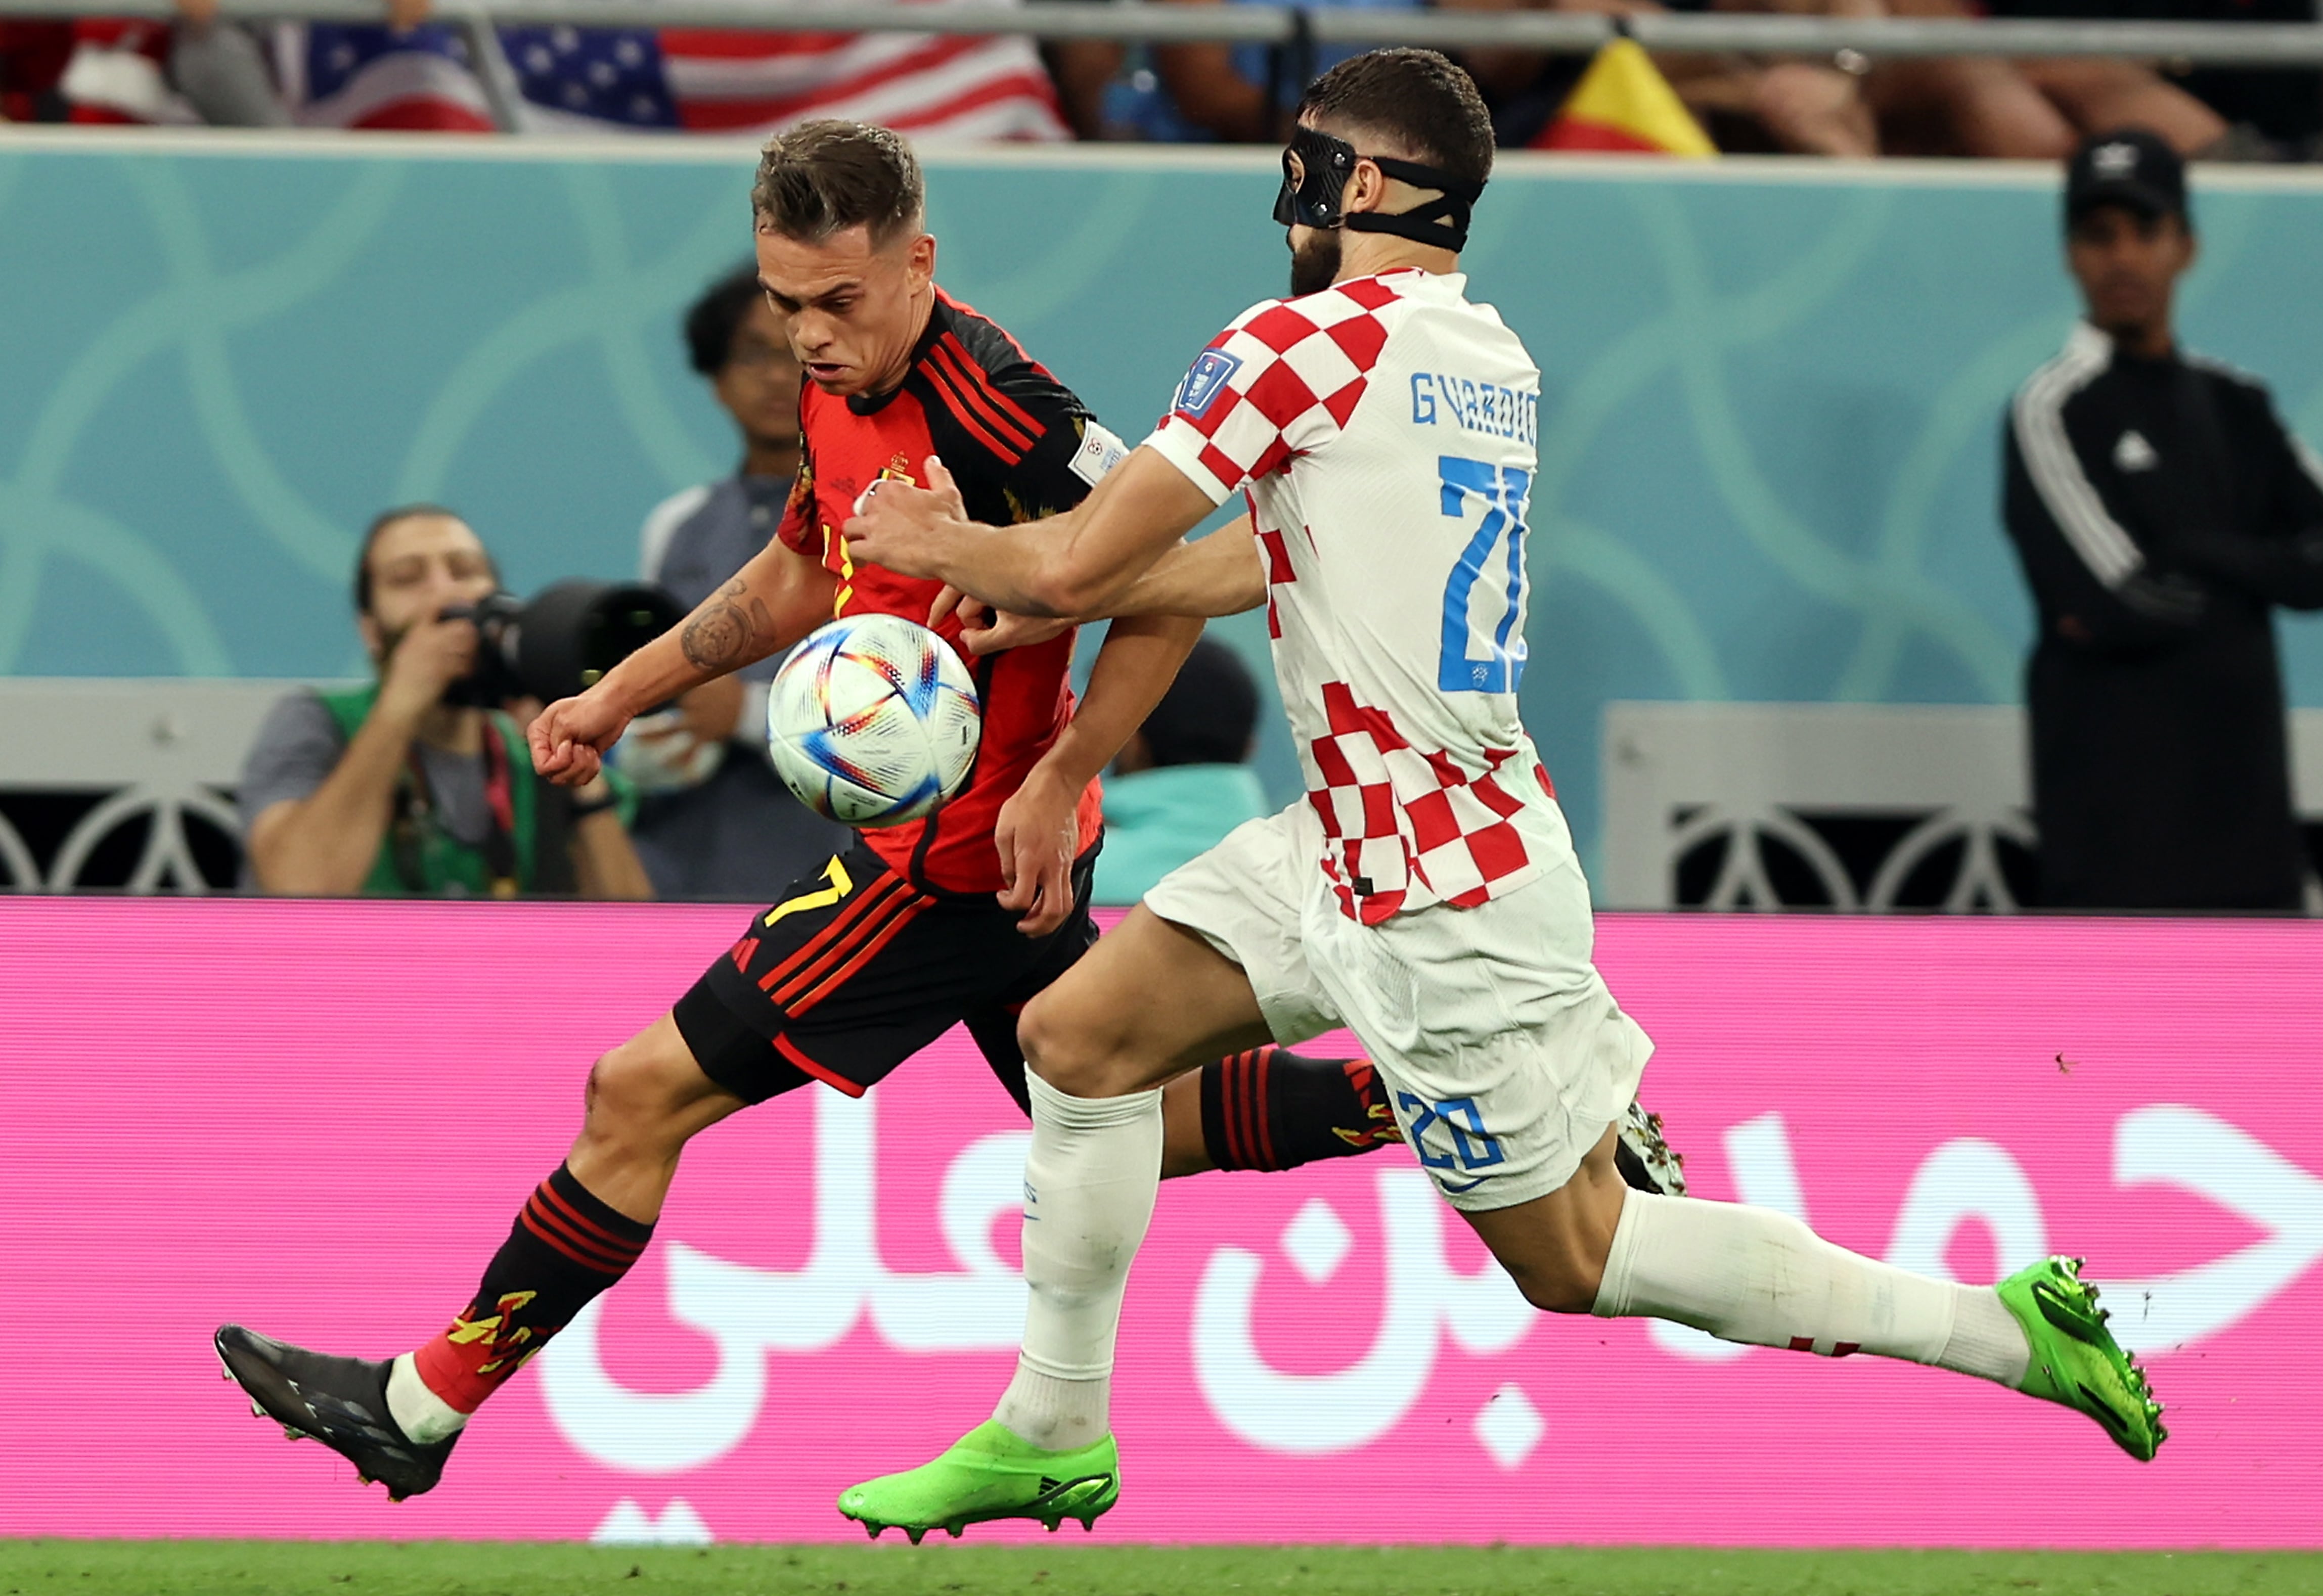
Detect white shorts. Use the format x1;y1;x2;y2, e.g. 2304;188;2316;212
1143;800;1652;1211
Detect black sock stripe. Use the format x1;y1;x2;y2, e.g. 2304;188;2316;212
548;1162;654;1246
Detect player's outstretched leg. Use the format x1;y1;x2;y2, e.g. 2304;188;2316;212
216;1013;746;1498
840;910;1269;1540
1473;1132;2165;1463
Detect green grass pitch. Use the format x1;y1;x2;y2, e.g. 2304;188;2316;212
2;1543;2314;1596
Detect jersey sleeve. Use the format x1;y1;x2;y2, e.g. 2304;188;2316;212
1143;293;1391;504
987;363;1129;524
922;321;1125;526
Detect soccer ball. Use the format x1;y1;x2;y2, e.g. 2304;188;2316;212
765;613;981;826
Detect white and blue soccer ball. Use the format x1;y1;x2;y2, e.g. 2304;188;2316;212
766;614;981;826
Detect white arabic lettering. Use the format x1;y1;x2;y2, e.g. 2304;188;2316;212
535;1095;2322;1473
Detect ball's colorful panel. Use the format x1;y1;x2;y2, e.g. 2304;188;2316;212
764;613;984;827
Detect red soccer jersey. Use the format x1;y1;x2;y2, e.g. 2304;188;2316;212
778;288;1125;895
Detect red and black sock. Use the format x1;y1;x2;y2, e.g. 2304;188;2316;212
411;1163;651;1416
1199;1048;1403;1172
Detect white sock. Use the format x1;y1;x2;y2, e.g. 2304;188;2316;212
1941;1284;2033;1387
1593;1190;2028;1383
991;1072;1162;1449
991;1362;1111;1452
385;1351;467;1445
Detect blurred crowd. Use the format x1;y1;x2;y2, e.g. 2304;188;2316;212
5;0;2321;160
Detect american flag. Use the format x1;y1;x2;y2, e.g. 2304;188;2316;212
278;0;1070;138
56;0;1068;139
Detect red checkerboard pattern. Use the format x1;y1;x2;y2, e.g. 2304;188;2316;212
1306;681;1546;925
1152;273;1406;501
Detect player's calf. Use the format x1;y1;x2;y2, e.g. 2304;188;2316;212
568;1016;749;1218
1463;1125;1632;1314
1196;1050;1400;1173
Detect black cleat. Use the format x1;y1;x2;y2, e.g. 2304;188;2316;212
1615;1102;1687;1197
213;1324;458;1501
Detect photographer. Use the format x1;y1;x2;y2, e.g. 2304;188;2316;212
238;506;653;900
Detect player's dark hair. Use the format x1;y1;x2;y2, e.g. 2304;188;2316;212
1296;48;1495;188
684;262;767;376
751;120;925;248
353;504;494;614
1140;638;1261;768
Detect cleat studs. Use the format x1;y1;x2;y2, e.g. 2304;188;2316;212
905;1528;925;1546
946;1524;963;1539
1079;1515;1095;1531
863;1524;880;1541
1044;1519;1060;1533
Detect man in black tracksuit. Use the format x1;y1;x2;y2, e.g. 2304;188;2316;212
2004;128;2323;911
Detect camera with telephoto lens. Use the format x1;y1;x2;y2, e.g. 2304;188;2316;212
438;580;685;708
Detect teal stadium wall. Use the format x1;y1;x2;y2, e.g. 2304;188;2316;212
6;135;2323;876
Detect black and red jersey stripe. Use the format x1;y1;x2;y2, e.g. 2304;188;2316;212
778;287;1117;896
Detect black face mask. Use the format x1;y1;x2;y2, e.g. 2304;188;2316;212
1272;124;1485;253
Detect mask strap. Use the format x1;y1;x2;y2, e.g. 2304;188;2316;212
1343;156;1484;253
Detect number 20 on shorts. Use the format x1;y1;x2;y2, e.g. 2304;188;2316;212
1397;1091;1507;1180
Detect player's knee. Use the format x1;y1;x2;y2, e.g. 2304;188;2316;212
1016;991;1117;1098
581;1037;695;1152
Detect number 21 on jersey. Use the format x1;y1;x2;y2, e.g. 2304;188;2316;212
1436;454;1532;695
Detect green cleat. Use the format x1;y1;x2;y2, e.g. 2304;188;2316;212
838;1421;1120;1542
1995;1255;2167;1462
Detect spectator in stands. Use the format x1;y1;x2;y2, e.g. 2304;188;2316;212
2003;130;2323;911
239;507;653;899
1869;0;2227;158
1091;637;1270;905
1454;0;2233;156
619;267;848;900
1452;0;1884;155
48;6;288;126
1982;0;2322;159
1107;0;1422;143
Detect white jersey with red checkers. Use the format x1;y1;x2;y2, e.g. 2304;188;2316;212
1142;267;1556;925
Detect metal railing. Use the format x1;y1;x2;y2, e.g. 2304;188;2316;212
5;1;2323;67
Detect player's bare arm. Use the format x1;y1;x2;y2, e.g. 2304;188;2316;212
1095;516;1265;620
530;535;836;786
845;447;1216;619
940;517;1265;656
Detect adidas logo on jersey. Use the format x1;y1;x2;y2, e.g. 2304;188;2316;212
2114;429;2159;473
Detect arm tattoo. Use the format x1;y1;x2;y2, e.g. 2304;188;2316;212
680;575;778;672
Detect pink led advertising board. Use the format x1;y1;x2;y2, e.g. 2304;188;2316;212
1;898;2316;1545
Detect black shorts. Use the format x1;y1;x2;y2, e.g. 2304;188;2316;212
671;836;1097;1111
